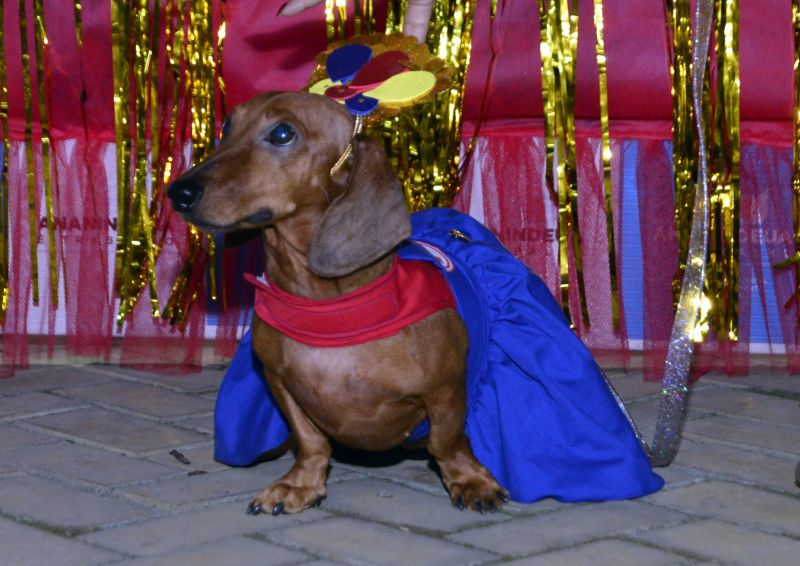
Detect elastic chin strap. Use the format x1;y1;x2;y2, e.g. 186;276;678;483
329;115;365;176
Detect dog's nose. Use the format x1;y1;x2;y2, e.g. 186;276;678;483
167;179;204;213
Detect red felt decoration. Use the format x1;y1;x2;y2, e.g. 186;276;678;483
350;50;410;88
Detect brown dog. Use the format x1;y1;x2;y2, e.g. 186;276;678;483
168;92;508;514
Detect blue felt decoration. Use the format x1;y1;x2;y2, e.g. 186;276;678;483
344;95;379;116
326;44;373;84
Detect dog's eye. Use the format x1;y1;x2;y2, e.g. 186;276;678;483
220;116;232;140
266;123;296;146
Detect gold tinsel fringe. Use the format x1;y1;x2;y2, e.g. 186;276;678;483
112;0;223;328
382;0;474;210
776;0;800;319
666;0;740;342
32;0;59;309
162;0;222;327
113;0;161;324
668;0;696;309
707;0;740;341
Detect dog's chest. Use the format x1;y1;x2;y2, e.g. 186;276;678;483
251;310;467;448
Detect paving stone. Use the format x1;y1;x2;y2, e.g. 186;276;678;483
265;517;497;565
171;412;215;433
117;535;310;565
145;442;228;473
1;441;177;486
322;477;509;533
682;414;800;455
635;519;800;565
346;454;449;493
674;437;799;492
647;480;800;536
653;465;702;486
687;386;800;427
62;381;215;418
24;407;209;453
0;474;157;532
0;364;58;376
0;516;123;566
0;391;84;420
98;365;226;393
503;538;690;566
711;374;800;395
623;398;664;432
613;384;715;432
447;500;690;557
499;497;573;516
326;464;366;484
606;372;667;401
147;450;352;483
0;423;57;449
118;460;294;508
0;366;115;393
80;500;328;556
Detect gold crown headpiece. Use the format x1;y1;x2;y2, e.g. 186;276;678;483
307;32;452;174
308;32;452;118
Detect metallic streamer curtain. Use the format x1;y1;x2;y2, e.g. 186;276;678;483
0;0;225;373
453;0;797;378
1;0;799;380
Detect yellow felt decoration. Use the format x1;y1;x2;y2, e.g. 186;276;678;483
310;71;436;106
366;70;436;106
309;78;337;96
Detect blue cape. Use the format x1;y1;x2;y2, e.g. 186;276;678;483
214;208;663;502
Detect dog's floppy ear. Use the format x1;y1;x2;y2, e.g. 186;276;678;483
308;136;410;278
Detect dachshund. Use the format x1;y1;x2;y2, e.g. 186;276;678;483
167;92;508;514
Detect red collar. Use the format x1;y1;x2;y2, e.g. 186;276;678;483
245;258;456;347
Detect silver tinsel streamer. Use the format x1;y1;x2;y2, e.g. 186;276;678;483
646;0;714;466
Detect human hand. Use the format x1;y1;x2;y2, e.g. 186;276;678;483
278;0;434;43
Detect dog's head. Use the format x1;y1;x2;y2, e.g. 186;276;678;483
167;92;410;277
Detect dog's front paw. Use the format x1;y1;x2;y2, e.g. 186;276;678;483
444;466;509;513
434;449;510;512
448;479;509;513
246;481;326;516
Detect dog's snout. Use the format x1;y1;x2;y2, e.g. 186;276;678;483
167;179;204;213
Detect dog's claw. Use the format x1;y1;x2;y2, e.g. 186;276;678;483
497;491;510;503
455;496;465;511
487;500;498;513
312;496;325;508
272;502;285;516
246;502;263;515
475;501;485;514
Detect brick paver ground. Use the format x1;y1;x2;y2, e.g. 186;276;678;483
0;362;798;565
